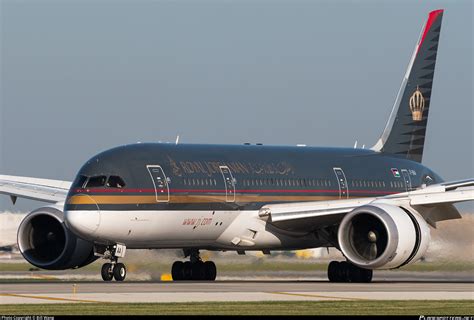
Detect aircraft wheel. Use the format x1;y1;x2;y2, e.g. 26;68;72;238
328;261;373;283
171;261;184;281
340;261;352;282
204;261;217;281
327;261;340;282
101;263;113;281
357;268;373;283
191;261;206;281
183;261;192;280
113;263;127;281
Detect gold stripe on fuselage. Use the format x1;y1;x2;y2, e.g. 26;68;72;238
67;194;341;205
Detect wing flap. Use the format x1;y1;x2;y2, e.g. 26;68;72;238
409;186;474;206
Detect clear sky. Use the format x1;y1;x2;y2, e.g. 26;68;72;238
1;0;472;212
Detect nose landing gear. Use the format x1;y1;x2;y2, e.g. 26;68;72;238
96;243;127;282
100;261;127;281
171;249;217;281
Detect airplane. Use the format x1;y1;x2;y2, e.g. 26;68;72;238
1;9;473;283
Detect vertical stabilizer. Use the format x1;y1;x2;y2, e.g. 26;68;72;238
372;10;444;163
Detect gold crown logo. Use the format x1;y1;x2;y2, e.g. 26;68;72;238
409;86;425;121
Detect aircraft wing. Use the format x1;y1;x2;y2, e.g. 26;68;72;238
0;175;71;204
259;179;474;232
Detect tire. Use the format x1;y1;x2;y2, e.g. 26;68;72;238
327;261;339;282
113;263;127;281
183;261;192;281
171;261;184;281
101;263;113;281
191;262;206;281
359;268;373;283
339;261;351;282
204;261;217;281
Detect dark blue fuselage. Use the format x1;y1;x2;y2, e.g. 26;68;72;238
65;143;443;211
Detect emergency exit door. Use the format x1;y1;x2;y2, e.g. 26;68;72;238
146;165;170;202
401;169;412;192
219;166;235;202
333;167;349;199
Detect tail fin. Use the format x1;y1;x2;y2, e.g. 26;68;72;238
372;10;444;163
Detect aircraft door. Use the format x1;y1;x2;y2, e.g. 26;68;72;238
401;169;412;192
219;166;236;202
333;167;349;199
146;165;170;202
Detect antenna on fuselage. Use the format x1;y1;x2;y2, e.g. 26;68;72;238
175;135;180;145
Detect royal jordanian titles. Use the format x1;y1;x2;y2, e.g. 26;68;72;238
1;10;473;283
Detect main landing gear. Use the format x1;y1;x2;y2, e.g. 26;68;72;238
171;249;217;281
95;243;127;282
327;261;373;283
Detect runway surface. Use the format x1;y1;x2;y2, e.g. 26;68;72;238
1;280;473;304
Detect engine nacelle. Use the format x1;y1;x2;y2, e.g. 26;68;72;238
338;203;430;270
17;206;97;270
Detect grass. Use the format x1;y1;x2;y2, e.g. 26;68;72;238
0;300;472;315
1;260;473;273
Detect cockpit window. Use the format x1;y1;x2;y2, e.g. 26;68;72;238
107;176;126;188
73;175;88;188
85;175;107;188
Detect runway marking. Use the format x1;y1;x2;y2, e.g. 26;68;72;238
268;291;367;301
0;293;110;304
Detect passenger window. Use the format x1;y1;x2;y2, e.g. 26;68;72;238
107;176;126;188
86;176;107;188
73;175;88;188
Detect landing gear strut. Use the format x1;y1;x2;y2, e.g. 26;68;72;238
327;261;372;283
171;249;217;281
96;243;127;282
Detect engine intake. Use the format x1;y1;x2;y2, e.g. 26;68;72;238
338;204;430;269
18;207;97;270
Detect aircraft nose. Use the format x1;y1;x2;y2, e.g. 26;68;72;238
65;194;101;239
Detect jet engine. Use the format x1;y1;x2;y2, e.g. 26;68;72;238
17;206;97;270
338;203;430;269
